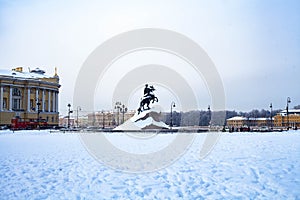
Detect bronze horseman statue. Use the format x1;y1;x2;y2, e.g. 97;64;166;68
137;84;158;114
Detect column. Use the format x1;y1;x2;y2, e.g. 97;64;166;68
54;92;56;112
52;91;56;113
48;90;51;112
56;92;59;113
27;88;30;112
42;89;45;112
9;86;12;111
35;88;39;111
0;86;3;111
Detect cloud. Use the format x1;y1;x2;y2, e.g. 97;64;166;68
0;0;299;112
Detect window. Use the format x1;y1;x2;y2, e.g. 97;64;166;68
30;99;34;110
3;98;7;109
13;98;21;110
12;88;21;96
12;88;22;111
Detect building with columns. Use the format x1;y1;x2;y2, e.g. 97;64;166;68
0;67;60;127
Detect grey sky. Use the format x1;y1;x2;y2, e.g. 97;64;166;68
0;0;299;114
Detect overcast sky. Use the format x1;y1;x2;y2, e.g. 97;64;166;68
0;0;299;114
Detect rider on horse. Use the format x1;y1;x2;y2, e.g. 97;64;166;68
138;84;159;114
143;84;156;102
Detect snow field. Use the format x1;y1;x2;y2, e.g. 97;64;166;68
0;130;299;199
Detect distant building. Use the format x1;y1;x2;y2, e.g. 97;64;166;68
59;113;89;128
227;116;272;128
226;116;246;127
274;109;300;128
87;110;135;128
76;115;89;128
0;67;60;127
59;116;75;127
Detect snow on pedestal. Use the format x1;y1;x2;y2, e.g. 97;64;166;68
114;105;169;131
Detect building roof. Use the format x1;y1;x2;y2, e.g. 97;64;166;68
227;116;246;121
227;116;271;121
249;117;270;121
278;109;300;116
0;68;52;79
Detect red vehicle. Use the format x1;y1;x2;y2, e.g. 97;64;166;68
11;118;48;130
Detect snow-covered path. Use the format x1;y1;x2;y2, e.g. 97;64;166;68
0;131;299;199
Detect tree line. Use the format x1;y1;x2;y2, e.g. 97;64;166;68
161;105;300;126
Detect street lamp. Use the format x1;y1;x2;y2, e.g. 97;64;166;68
115;102;127;125
170;102;176;129
36;99;41;130
76;106;81;128
120;104;128;124
101;110;105;129
270;103;273;129
114;102;122;126
208;105;211;126
287;97;291;130
92;112;96;127
67;103;73;129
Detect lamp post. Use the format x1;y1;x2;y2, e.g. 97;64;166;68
170;102;176;129
114;102;122;126
101;110;105;129
67;103;73;129
36;99;41;130
92;112;96;127
120;104;128;124
76;106;81;128
115;102;127;125
112;113;116;127
208;105;211;127
270;103;273;129
286;97;291;130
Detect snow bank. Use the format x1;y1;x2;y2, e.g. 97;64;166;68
114;105;169;130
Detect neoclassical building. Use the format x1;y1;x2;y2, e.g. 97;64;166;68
0;67;60;127
274;109;300;128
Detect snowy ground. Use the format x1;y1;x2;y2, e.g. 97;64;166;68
0;130;299;199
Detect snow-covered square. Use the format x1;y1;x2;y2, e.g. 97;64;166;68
0;130;299;199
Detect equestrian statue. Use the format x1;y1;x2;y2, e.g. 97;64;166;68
137;84;158;114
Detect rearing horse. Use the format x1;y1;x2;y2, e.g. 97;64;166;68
138;86;159;114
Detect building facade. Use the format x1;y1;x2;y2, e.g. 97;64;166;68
227;116;272;128
226;116;246;127
59;117;75;128
274;109;300;128
228;110;300;130
0;67;60;127
87;110;135;128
